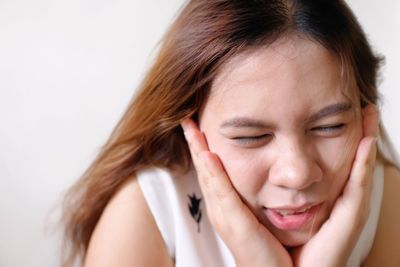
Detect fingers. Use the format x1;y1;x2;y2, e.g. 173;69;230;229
328;104;377;233
362;104;379;137
295;136;377;267
345;136;376;203
336;104;378;220
345;103;378;204
181;119;258;231
181;119;233;199
181;118;292;267
181;118;257;241
327;135;376;248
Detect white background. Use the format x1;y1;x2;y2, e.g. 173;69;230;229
0;1;398;266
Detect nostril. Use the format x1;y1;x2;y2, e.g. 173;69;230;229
268;160;322;190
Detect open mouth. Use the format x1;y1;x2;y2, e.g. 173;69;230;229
264;203;322;230
276;206;312;216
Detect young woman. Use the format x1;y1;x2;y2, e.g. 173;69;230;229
62;1;400;266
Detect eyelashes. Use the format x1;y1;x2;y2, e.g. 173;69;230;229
231;134;273;146
310;123;346;135
229;123;347;147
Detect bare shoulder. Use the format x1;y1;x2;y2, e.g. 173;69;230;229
84;175;174;267
363;164;400;267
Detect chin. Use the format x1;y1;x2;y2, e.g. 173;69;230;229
274;229;317;247
262;210;326;247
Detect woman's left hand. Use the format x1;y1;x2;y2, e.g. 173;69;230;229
292;105;379;267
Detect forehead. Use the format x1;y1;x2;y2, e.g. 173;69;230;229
206;35;356;116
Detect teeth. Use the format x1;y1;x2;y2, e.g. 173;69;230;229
297;207;309;213
277;207;310;216
278;210;295;216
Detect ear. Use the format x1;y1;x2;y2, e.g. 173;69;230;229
361;104;379;137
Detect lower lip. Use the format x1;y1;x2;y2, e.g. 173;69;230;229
265;204;321;230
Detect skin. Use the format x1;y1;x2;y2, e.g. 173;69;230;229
83;35;400;266
363;165;400;267
182;114;377;267
182;35;379;266
198;35;363;247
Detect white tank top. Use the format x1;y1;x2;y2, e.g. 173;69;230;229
137;162;384;267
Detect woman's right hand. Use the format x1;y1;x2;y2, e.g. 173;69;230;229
181;119;293;267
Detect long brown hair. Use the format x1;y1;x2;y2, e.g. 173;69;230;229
62;0;386;266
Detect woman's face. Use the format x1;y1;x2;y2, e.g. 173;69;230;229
199;35;363;247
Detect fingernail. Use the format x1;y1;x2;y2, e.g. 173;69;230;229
181;120;189;139
183;129;194;143
182;129;188;141
181;118;191;130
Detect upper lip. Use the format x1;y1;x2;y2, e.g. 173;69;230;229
266;202;321;212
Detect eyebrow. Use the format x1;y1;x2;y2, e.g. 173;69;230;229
220;102;353;129
307;102;353;123
220;117;269;129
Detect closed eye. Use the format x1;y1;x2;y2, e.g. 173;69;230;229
311;123;346;135
231;134;272;146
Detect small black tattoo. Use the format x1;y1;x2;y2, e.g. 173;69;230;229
188;193;202;233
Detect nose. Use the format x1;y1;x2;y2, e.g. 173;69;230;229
268;138;322;190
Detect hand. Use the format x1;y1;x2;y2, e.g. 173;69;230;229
181;119;293;267
292;105;379;267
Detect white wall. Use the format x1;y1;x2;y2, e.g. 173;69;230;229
0;1;398;266
0;1;184;266
347;0;400;155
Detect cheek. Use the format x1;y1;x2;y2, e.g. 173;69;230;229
205;134;266;198
317;128;362;193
